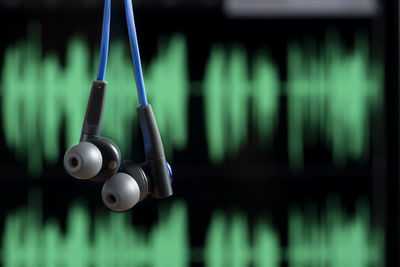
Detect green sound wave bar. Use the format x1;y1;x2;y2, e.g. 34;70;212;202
0;32;382;174
2;194;383;267
204;45;279;163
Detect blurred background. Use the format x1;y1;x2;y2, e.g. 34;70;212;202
0;0;398;266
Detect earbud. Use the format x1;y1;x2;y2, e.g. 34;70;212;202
101;104;172;212
64;81;121;181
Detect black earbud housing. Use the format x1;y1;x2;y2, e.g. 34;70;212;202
120;161;150;201
87;137;121;182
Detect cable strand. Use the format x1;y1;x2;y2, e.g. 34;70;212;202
124;0;148;106
97;0;111;81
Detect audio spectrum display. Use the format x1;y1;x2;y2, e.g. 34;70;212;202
2;192;384;267
1;32;382;175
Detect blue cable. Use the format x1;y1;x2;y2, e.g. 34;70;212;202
96;0;111;81
124;0;148;106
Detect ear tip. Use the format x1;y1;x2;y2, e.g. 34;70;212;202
64;142;103;179
102;173;140;212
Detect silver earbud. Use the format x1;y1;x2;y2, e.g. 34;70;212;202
102;172;141;212
101;161;150;212
64;142;103;179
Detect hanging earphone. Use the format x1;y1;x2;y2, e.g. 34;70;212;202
63;0;173;211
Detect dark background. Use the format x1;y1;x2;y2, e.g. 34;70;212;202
0;0;398;266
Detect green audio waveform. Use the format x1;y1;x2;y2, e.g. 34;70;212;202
2;192;189;266
0;32;382;174
287;33;383;170
204;199;383;267
1;34;188;175
204;211;281;267
287;198;384;267
2;194;384;267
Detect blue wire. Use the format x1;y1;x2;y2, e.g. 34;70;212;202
97;0;111;81
124;0;148;106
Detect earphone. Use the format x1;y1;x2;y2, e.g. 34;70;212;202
63;0;173;212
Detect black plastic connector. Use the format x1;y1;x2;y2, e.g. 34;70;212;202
137;105;173;199
80;80;107;142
